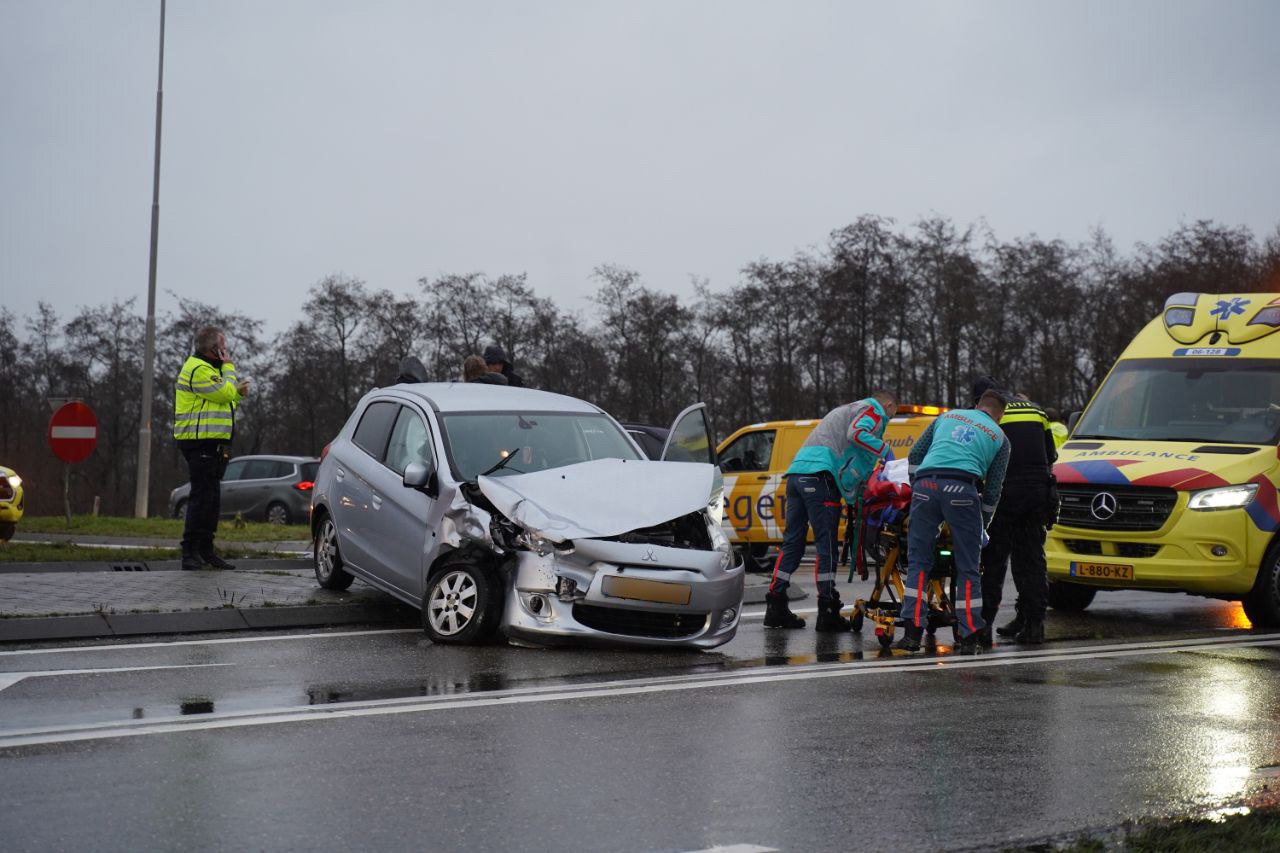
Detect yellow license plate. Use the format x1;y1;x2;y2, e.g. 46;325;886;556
1071;561;1134;581
601;576;692;605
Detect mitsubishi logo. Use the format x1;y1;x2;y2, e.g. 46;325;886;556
640;549;659;563
1091;491;1118;521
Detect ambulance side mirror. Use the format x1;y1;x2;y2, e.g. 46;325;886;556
1066;411;1082;433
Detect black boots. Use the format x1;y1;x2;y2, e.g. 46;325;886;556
199;546;236;570
763;591;806;629
974;625;994;649
1014;618;1045;645
996;611;1025;638
180;543;204;571
958;634;984;655
894;624;924;651
815;596;852;633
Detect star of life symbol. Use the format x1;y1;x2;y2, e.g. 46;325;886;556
952;425;976;446
1210;297;1250;321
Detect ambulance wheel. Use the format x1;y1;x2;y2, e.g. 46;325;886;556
1047;581;1096;612
1243;546;1280;628
0;522;13;542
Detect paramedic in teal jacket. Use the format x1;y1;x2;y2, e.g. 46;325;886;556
765;390;898;632
895;389;1011;655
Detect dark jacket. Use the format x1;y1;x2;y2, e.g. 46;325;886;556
997;400;1057;488
467;373;508;386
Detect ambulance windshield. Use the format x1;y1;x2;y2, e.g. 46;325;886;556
1074;358;1280;445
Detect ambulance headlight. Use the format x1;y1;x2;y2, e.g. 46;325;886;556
1187;484;1258;511
6;475;19;489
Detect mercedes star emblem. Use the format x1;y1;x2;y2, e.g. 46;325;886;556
1091;491;1118;521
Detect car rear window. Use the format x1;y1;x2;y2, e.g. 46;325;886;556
352;401;399;460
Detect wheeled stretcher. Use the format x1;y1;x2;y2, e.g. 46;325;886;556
845;462;962;649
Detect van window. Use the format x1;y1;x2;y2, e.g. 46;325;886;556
1076;358;1280;444
352;401;399;459
720;430;775;472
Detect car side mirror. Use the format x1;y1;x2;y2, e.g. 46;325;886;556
1067;411;1082;432
403;461;437;495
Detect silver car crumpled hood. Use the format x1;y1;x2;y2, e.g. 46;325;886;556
477;458;716;542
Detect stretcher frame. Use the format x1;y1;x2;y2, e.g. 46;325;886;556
849;506;961;649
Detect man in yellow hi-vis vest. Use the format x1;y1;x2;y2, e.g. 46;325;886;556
174;326;248;570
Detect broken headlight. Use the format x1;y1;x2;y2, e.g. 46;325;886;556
707;512;732;570
515;531;554;555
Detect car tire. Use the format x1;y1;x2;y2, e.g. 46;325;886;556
1243;545;1280;628
0;522;14;542
313;513;355;591
1047;580;1097;612
266;501;291;526
422;561;501;645
174;500;187;521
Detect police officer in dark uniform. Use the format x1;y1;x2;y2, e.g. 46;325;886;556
975;377;1058;645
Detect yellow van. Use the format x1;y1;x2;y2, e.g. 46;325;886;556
716;406;944;570
1047;292;1280;626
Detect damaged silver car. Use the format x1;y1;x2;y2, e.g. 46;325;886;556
310;382;744;649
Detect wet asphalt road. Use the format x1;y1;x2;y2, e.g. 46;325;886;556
1;576;1278;852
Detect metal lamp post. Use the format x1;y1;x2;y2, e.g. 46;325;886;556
134;0;166;518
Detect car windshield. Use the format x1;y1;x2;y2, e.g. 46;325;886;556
1075;358;1280;445
441;412;643;481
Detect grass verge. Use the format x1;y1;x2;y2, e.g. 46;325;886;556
18;515;308;542
1024;806;1280;852
0;542;280;563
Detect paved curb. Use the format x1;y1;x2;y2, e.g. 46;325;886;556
0;602;418;643
12;531;310;553
0;558;310;574
0;573;799;644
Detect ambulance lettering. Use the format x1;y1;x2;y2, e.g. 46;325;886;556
1074;450;1201;462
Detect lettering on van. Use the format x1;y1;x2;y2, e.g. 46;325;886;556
1074;450;1201;462
724;491;788;534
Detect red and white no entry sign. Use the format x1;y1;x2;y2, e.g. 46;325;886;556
48;401;99;464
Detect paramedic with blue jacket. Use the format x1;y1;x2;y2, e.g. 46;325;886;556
896;389;1011;655
765;390;898;632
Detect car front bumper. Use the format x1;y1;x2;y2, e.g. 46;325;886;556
500;540;745;650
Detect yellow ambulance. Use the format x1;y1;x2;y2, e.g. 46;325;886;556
1047;292;1280;626
716;406;944;570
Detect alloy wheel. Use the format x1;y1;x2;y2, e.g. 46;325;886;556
428;570;479;636
316;520;339;581
267;503;289;525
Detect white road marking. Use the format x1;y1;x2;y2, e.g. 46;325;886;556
685;845;778;853
2;633;1276;749
739;606;816;620
0;628;422;658
0;663;231;693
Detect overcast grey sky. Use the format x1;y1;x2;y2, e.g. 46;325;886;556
2;0;1278;332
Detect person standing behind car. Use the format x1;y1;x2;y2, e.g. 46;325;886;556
463;354;508;385
173;326;248;571
979;391;1059;646
764;390;898;632
483;344;525;387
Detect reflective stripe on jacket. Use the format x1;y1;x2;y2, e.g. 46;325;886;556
174;355;241;441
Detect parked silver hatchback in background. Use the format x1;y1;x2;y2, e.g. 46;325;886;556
310;383;744;649
170;454;319;525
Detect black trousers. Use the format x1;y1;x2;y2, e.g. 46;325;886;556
981;481;1051;623
181;442;224;551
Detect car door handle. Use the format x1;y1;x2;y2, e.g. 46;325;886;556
753;474;770;482
371;493;382;510
335;467;345;482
